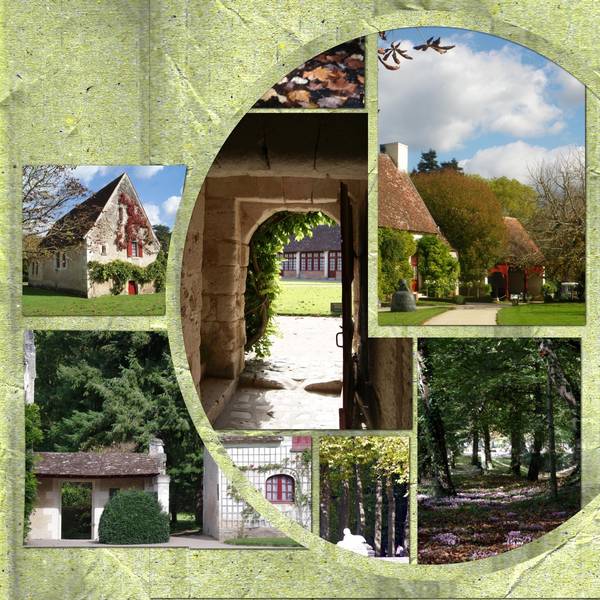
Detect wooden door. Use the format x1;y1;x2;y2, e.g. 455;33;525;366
339;183;355;429
128;280;138;295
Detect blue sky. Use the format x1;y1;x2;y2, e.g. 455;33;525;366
71;165;187;229
378;27;585;182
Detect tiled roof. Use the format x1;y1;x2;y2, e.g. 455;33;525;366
34;451;163;478
283;224;341;252
378;153;441;235
221;436;283;445
40;174;124;249
501;217;544;264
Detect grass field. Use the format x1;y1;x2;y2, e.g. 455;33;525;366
22;285;165;316
224;536;302;547
378;304;454;326
496;302;585;325
274;280;341;316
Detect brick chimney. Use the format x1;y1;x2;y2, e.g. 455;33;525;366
380;142;408;173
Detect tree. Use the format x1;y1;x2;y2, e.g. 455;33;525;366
417;149;439;173
528;151;585;285
440;158;463;172
245;211;333;357
488;176;537;225
152;224;171;258
33;331;203;525
22;166;88;260
416;235;459;298
412;170;506;284
378;227;417;302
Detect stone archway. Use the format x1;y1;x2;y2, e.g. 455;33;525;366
180;112;413;430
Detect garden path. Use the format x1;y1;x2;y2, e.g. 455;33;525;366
215;316;343;429
423;303;500;325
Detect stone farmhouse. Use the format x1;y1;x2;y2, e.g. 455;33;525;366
280;224;342;280
378;142;458;296
28;439;170;542
203;435;311;541
28;172;161;297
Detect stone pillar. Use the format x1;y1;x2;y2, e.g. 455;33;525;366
295;251;300;278
154;475;170;514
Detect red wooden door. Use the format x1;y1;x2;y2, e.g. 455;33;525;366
127;280;138;295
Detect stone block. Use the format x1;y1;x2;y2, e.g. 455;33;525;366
202;265;241;295
216;294;243;322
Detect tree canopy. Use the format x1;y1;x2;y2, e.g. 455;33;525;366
416;235;459;297
412;170;506;283
488;176;538;224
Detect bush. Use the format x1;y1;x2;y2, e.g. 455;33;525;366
378;227;416;302
98;490;170;544
453;295;466;305
416;235;459;298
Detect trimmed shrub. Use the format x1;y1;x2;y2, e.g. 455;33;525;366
453;295;466;305
98;490;170;544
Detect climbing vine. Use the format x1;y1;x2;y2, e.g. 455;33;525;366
245;211;335;357
115;192;151;250
88;254;166;295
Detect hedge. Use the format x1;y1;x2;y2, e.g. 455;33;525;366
98;490;170;544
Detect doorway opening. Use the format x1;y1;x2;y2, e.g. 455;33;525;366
127;280;138;295
61;482;92;540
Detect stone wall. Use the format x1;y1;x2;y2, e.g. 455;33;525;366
28;246;89;296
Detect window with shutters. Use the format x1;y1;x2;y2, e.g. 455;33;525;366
131;240;139;257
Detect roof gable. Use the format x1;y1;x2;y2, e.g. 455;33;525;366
501;217;544;265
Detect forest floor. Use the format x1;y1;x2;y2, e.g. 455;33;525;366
22;285;165;316
418;457;580;564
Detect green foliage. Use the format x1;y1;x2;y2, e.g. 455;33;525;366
453;294;465;305
34;331;203;520
412;170;506;284
378;227;416;302
61;482;91;507
98;490;170;544
24;404;43;539
416;235;459;298
152;225;172;257
488;176;537;224
245;211;334;357
543;281;558;298
417;149;439;173
88;256;166;294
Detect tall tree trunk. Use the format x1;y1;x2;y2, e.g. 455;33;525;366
194;477;203;527
546;370;559;499
386;480;395;557
418;352;456;496
354;463;365;535
170;496;178;525
319;466;331;540
483;425;493;470
374;478;383;556
394;483;409;554
510;423;522;477
338;478;350;539
471;426;481;467
527;383;545;482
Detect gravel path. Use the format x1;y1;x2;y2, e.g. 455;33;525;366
424;304;500;325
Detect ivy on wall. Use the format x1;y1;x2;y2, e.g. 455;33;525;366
88;252;166;295
115;192;151;251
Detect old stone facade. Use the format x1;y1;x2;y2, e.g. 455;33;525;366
203;436;311;541
28;173;160;298
28;439;170;542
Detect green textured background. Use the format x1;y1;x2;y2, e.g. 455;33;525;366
1;1;599;598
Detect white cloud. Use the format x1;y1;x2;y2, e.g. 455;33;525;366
379;42;567;152
129;165;165;179
143;203;161;225
460;141;584;183
72;165;115;184
163;195;181;216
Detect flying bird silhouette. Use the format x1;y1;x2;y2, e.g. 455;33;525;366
414;36;455;54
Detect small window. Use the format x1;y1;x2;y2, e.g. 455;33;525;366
61;252;67;268
118;206;124;221
131;240;139;257
55;252;60;269
101;245;107;256
265;474;295;503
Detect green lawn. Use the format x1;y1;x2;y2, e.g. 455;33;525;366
496;302;585;326
378;305;454;326
22;285;165;316
224;536;302;547
274;280;341;316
